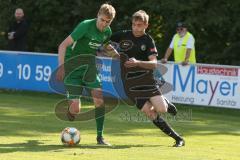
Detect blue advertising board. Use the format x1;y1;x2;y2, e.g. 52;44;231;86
0;51;126;98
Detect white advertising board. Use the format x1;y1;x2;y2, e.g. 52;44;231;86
161;62;240;109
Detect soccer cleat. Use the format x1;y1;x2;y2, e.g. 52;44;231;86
96;136;112;146
173;139;185;147
164;98;177;116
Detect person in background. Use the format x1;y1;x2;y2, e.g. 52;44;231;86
161;22;196;65
7;8;29;51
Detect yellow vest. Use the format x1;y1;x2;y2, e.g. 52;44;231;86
173;32;196;63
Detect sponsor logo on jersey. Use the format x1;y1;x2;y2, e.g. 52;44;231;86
89;41;101;49
141;44;146;51
119;40;133;51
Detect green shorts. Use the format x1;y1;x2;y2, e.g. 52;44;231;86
63;54;101;99
64;71;101;99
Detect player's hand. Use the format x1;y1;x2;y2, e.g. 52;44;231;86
8;32;15;40
124;57;139;68
181;60;189;66
104;44;120;58
56;65;65;81
161;58;167;63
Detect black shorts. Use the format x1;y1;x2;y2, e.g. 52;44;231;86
126;85;162;110
120;56;162;110
135;98;150;110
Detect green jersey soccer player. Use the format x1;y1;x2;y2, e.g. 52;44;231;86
56;3;116;146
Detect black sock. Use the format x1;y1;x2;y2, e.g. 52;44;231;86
152;115;182;141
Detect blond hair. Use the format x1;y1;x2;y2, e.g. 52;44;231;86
98;3;116;19
132;10;149;24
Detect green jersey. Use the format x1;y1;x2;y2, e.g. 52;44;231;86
65;19;112;59
64;19;111;84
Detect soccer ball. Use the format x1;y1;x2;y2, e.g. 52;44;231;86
61;127;81;146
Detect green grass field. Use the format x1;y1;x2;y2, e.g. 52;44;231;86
0;90;240;160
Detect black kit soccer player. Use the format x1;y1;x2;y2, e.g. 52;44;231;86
109;10;185;147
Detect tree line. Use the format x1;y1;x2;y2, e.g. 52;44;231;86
0;0;239;65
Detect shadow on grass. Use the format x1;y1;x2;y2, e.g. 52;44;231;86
0;140;63;153
0;140;164;153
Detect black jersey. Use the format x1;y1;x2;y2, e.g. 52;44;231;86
111;30;158;60
111;30;158;79
111;30;162;109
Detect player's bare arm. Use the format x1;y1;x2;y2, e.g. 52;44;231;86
124;55;157;69
161;48;173;63
182;48;192;66
56;35;74;81
103;44;120;59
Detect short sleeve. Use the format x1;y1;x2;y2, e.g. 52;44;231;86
70;21;88;41
147;35;158;57
186;35;195;49
169;37;174;48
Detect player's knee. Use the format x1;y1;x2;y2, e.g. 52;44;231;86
155;106;167;113
69;100;81;114
161;107;168;113
94;98;104;107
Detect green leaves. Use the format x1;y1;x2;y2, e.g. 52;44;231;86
0;0;239;64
